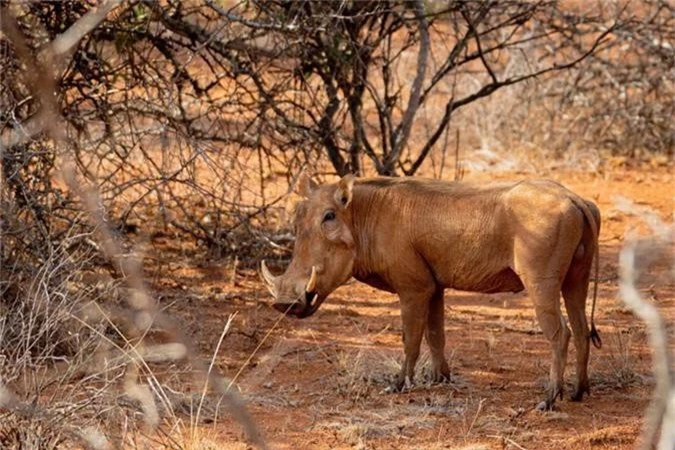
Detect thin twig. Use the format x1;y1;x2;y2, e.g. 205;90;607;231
617;198;674;450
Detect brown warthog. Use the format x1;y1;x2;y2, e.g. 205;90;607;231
260;174;601;410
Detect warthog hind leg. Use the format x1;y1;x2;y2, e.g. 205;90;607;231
563;257;593;401
529;281;571;411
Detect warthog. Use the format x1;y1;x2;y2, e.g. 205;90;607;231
261;174;601;410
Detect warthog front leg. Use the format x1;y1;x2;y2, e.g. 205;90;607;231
389;288;433;392
425;288;450;383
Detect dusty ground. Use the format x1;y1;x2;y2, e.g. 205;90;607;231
146;164;673;450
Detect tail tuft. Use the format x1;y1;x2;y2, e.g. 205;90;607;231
590;324;602;349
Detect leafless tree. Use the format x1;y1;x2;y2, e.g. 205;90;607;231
176;0;624;176
519;0;674;157
0;0;672;446
3;1;665;249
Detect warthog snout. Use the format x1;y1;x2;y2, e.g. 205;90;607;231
260;261;319;318
271;291;319;318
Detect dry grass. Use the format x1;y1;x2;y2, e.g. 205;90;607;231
0;232;251;448
0;2;673;449
592;325;649;391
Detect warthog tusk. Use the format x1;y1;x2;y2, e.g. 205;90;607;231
305;266;317;293
260;260;278;298
306;292;318;308
263;282;276;298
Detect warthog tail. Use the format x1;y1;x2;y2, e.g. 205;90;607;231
590;240;602;349
568;193;602;350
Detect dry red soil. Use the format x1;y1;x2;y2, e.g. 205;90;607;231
148;165;673;450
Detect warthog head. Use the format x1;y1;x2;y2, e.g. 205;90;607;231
260;174;356;318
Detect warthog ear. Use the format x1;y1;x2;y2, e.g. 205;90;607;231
334;174;354;208
296;172;317;198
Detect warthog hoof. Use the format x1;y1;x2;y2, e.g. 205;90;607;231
571;382;590;402
427;365;452;384
384;375;414;394
536;400;554;411
536;385;564;411
536;386;564;411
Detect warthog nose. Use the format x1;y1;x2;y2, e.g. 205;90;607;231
273;292;318;318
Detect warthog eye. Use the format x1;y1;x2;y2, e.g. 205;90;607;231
322;210;336;223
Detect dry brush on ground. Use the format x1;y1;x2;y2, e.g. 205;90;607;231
0;1;673;448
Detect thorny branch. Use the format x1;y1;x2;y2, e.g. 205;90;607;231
2;1;667;257
0;1;672;447
0;4;267;449
383;0;428;175
617;198;674;450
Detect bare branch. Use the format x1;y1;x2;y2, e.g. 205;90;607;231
0;0;127;150
407;19;618;175
383;0;429;175
617;198;674;450
1;6;268;449
47;0;125;57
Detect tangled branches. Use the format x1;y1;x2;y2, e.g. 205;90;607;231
0;1;672;447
